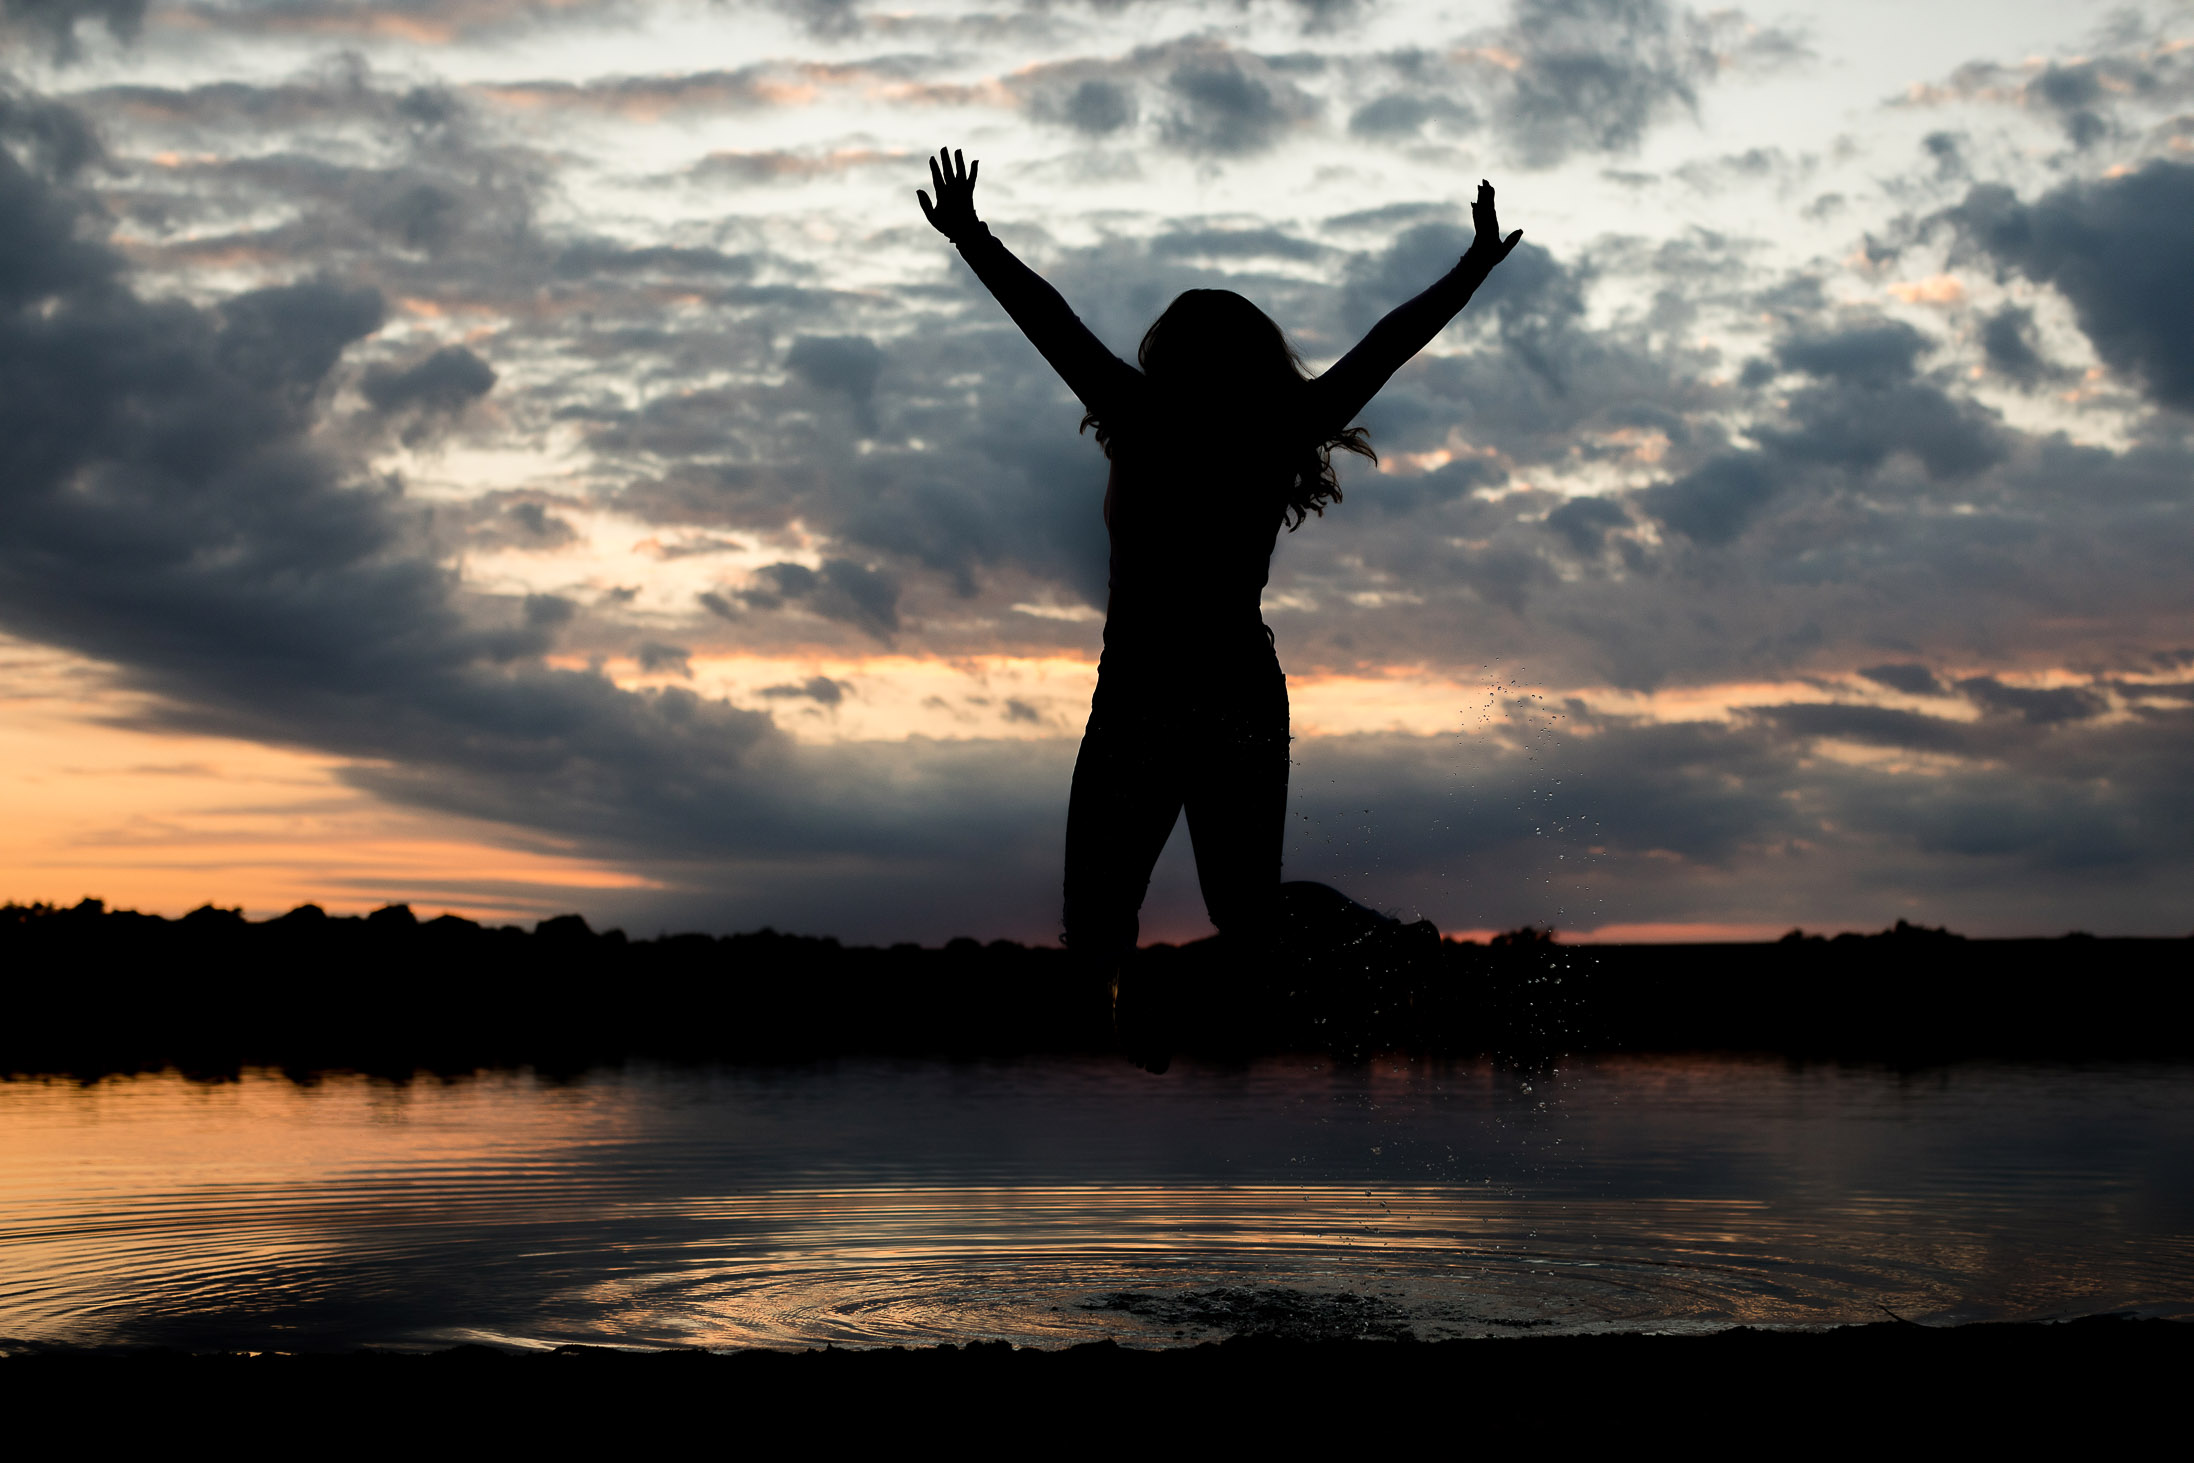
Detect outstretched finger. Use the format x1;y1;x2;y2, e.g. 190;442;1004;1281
967;157;979;189
953;147;966;183
930;155;945;195
917;189;935;220
1502;229;1523;256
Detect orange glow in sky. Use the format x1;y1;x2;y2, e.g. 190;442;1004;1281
1;641;653;925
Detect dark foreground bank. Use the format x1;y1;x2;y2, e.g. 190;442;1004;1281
3;1319;2185;1438
7;897;2190;1072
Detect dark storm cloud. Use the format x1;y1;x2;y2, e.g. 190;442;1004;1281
1947;161;2194;411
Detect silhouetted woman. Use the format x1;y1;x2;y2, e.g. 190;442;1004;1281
918;147;1521;1058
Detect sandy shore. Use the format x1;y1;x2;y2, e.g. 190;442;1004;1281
4;1318;2184;1437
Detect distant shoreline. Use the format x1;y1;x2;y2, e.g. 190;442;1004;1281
7;899;2190;1072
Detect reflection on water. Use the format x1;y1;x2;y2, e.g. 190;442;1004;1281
2;1056;2189;1351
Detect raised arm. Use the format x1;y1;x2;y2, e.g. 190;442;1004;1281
1310;181;1523;431
917;147;1142;422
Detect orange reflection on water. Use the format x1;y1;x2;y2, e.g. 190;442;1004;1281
3;1060;2190;1352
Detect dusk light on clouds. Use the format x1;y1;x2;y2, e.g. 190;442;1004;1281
3;0;2191;942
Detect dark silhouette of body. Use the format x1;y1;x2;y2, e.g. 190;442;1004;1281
919;148;1520;1057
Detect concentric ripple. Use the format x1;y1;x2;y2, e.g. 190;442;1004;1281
3;1057;2190;1351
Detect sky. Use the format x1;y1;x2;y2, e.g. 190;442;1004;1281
1;0;2190;943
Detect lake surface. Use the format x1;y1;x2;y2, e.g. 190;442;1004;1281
3;1056;2189;1351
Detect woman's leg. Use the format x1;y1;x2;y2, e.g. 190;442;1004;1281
1181;668;1290;954
1060;688;1187;962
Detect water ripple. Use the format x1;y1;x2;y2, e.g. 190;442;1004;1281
3;1058;2190;1350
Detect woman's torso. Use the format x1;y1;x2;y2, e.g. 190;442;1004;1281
1097;428;1291;679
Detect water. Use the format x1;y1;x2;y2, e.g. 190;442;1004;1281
3;1056;2189;1351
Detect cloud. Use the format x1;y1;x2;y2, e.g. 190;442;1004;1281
15;12;2194;942
633;641;691;677
1348;90;1477;141
1898;36;2194;150
758;675;849;706
735;560;901;640
1039;77;1138;137
1978;304;2058;386
469;497;579;552
1956;675;2108;726
1335;0;1809;169
474;61;911;120
679;147;914;187
0;86;1056;918
1639;316;2004;544
1773;320;1927;385
2;0;142;61
786;333;883;429
1858;663;1947;697
1748;701;1973;753
1947;161;2194;410
161;0;636;47
1159;50;1323;156
1266;694;2194;938
362;345;496;414
1543;493;1630;554
1638;453;1777;545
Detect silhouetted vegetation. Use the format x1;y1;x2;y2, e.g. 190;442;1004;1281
2;897;2187;1077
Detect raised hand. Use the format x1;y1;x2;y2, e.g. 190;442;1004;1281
916;146;982;243
1468;179;1523;267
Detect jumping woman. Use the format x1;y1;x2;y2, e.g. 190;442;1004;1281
917;147;1522;1067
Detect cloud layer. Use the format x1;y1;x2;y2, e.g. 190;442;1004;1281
1;0;2190;939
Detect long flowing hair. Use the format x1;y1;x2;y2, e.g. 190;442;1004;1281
1081;289;1375;531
